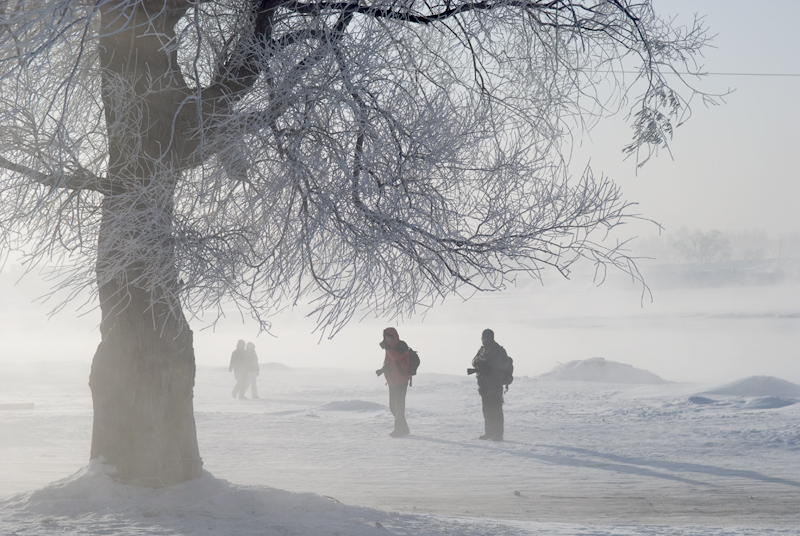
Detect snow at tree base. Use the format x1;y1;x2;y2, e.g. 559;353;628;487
2;354;799;536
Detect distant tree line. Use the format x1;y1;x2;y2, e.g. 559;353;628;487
636;229;800;264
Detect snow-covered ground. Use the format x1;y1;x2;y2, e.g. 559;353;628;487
1;261;799;535
2;358;799;535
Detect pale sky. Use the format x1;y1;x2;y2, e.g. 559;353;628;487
1;1;799;379
579;0;800;236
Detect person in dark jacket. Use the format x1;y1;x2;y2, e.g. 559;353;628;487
244;341;260;399
470;328;511;441
229;339;249;399
376;327;411;437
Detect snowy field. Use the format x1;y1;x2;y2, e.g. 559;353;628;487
1;261;799;535
2;359;800;535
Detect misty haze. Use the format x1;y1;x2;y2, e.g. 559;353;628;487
1;0;799;535
2;247;799;534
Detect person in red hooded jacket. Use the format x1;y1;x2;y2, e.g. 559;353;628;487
376;327;411;437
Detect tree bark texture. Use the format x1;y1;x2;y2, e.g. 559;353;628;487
89;281;201;486
87;1;202;486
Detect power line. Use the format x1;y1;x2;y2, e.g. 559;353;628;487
694;72;800;77
623;71;800;78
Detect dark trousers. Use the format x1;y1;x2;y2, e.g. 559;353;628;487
232;373;248;399
388;384;409;434
480;387;504;439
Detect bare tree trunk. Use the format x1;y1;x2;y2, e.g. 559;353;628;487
88;277;202;486
88;186;203;486
87;2;203;486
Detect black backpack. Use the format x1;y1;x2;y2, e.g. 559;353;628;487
502;355;514;387
408;348;420;386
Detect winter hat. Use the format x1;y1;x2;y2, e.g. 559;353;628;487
481;329;494;341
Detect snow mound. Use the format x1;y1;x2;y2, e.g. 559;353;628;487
0;460;395;536
743;397;797;410
687;395;797;410
687;396;716;405
318;400;384;412
689;377;800;410
538;357;668;384
261;362;292;371
704;376;800;398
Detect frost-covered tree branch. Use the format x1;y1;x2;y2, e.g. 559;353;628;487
0;0;718;485
0;0;715;336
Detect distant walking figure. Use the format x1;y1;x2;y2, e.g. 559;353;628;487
376;327;411;437
245;341;260;399
469;329;513;441
229;339;249;399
